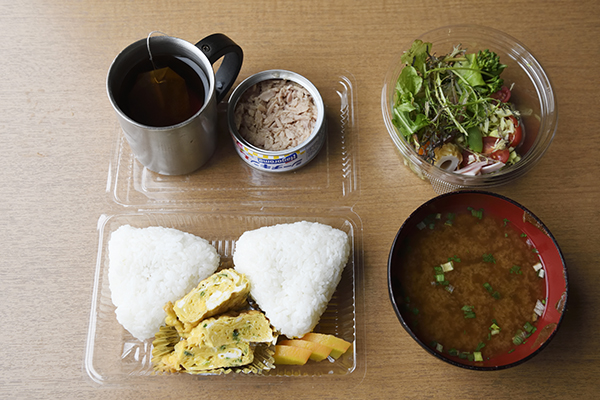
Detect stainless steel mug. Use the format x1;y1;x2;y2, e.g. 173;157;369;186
107;33;243;175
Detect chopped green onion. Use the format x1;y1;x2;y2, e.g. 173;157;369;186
417;221;426;230
508;349;515;354
503;218;510;226
462;305;476;319
510;265;522;274
520;233;527;238
435;213;442;220
512;332;525;345
435;343;443;352
512;325;536;346
534;299;545;316
468;207;484;220
538;269;545;278
473;352;483;362
448;255;461;263
441;261;454;272
475;342;486;351
445;284;455;293
436;273;445;283
483;253;496;263
523;322;536;334
448;348;459;356
483;283;501;299
532;262;543;276
467;353;475;362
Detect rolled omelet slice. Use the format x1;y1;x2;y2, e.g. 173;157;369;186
187;310;276;348
151;325;182;373
167;339;254;372
172;269;250;331
163;301;186;336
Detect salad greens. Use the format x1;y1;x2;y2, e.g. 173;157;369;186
392;40;523;174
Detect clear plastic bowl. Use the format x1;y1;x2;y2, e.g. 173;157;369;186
381;25;558;194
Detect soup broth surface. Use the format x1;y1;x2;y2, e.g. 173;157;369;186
398;209;546;361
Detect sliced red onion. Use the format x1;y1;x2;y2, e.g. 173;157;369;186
481;161;505;174
455;161;486;175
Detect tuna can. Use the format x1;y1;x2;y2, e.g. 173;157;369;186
227;69;326;172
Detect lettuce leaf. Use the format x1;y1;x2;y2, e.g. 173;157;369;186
454;53;486;87
400;40;431;76
392;65;429;137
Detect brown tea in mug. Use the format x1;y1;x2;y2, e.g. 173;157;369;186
117;54;207;127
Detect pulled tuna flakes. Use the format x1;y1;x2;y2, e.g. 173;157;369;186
234;79;318;151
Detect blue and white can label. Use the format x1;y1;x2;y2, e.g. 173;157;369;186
232;126;325;172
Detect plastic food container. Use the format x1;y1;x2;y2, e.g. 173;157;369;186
227;70;326;172
85;71;364;387
381;25;558;194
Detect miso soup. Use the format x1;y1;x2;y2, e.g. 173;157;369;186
396;208;546;363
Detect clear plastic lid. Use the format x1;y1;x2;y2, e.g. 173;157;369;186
107;71;360;209
85;210;365;386
85;71;365;387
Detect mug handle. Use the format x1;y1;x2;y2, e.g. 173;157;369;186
196;34;243;103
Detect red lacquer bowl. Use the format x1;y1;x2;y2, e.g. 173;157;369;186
388;191;568;370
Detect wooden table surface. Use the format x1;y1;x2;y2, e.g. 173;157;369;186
2;0;599;398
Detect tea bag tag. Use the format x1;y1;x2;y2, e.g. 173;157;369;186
127;31;192;127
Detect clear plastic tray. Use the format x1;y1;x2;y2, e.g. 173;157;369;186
107;72;359;209
85;210;365;386
85;72;365;387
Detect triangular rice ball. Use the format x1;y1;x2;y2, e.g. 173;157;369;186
233;221;350;338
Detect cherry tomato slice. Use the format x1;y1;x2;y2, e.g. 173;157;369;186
490;86;511;103
490;149;510;163
507;115;523;148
